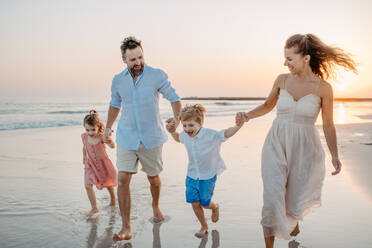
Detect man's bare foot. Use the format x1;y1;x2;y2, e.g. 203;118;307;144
86;208;99;217
153;207;165;223
195;227;208;238
290;223;300;237
211;204;219;223
113;228;132;241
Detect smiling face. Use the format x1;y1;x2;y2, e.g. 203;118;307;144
284;46;310;75
182;119;202;137
84;124;99;137
123;46;145;76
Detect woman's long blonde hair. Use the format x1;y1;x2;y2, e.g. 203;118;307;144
285;34;358;80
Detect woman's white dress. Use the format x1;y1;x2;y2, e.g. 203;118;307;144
261;88;325;239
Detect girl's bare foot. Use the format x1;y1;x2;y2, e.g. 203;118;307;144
153;208;165;223
211;204;219;223
86;208;99;217
113;228;132;241
195;227;208;238
290;223;300;237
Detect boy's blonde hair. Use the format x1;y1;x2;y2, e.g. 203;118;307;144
180;104;206;125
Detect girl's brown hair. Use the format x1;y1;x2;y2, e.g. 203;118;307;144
83;110;105;134
180;104;206;125
285;34;357;80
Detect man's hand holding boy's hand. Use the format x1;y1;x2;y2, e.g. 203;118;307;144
165;118;177;133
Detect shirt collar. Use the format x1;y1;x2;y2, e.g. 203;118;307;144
193;127;205;139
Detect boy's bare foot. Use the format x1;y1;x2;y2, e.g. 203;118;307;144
211;204;219;223
290;223;300;237
195;227;208;238
86;208;99;217
153;208;165;223
113;228;132;241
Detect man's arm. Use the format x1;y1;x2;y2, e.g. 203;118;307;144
171;100;182;122
104;106;120;141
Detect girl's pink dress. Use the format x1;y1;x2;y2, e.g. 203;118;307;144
82;133;118;189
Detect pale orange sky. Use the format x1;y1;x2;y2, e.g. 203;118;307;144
1;0;371;100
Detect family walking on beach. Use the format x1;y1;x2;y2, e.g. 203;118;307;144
81;35;357;247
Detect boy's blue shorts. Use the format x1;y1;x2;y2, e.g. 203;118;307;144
185;175;217;207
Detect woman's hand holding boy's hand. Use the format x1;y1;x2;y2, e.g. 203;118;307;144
235;112;247;127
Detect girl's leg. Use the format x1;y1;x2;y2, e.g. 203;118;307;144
191;202;208;238
85;184;98;217
264;236;275;248
202;201;219;223
107;186;116;206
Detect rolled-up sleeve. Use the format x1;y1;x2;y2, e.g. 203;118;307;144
158;70;180;103
216;129;228;142
109;76;122;109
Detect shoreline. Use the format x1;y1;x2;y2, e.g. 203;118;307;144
182;97;372;102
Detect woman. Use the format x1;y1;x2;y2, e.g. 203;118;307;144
237;34;357;248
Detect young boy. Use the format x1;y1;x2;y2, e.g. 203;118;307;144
166;104;245;238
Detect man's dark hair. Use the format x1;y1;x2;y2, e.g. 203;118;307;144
120;36;142;58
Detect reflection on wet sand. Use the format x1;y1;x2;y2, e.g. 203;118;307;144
288;239;300;248
87;208;133;248
199;230;220;248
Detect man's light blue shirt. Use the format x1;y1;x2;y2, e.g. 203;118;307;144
110;64;180;151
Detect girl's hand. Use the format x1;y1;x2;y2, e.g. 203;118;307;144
331;158;342;175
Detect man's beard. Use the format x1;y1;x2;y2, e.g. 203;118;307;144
130;64;144;76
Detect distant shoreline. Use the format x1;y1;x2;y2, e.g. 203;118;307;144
182;97;372;102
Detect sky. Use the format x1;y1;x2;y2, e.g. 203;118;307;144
1;0;371;100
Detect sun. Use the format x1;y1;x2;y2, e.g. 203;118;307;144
332;69;358;92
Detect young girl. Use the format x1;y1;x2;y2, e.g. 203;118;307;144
82;110;118;217
166;104;244;238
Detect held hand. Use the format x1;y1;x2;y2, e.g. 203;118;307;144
235;112;245;127
166;122;176;133
103;128;113;143
331;158;342;175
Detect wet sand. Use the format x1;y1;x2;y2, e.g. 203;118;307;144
0;117;371;247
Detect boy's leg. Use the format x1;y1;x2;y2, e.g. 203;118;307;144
191;202;208;238
85;184;98;217
107;186;116;206
202;201;219;223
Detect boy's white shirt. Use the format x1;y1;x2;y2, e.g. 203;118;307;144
179;127;228;180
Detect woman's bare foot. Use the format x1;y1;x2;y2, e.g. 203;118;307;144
113;228;132;241
153;208;165;223
195;227;208;238
211;204;219;223
86;208;99;217
290;223;300;237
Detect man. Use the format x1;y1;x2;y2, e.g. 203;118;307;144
104;36;181;241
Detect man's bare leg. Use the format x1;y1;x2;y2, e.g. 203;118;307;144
85;184;99;217
148;175;164;222
192;202;208;238
107;186;116;206
113;172;133;241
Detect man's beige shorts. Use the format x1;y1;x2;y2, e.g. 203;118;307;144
116;144;163;176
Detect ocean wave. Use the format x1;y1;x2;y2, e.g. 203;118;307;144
0;121;82;131
47;110;92;114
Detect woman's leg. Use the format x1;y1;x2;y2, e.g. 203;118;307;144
264;235;275;248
